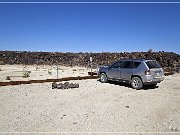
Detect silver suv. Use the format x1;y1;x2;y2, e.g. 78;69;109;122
98;59;164;89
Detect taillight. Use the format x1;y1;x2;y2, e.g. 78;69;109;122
145;70;151;75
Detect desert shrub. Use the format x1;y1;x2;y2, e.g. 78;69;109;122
6;76;11;80
23;71;30;78
48;70;52;75
148;49;153;53
0;61;5;65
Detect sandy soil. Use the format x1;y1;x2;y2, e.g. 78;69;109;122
0;66;180;134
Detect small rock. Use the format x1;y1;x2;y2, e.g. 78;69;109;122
169;126;173;130
126;106;129;108
173;127;177;131
64;82;70;89
52;82;57;89
57;83;64;89
68;83;74;88
74;83;79;88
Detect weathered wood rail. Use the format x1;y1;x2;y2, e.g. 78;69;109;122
0;76;98;86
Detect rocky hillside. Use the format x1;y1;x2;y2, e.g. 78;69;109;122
0;51;179;72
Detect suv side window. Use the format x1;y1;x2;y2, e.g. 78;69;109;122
124;61;141;68
124;61;133;68
134;62;141;68
111;61;124;68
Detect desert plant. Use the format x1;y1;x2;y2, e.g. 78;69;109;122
6;76;11;80
22;65;31;78
148;49;153;53
48;69;52;75
23;71;30;78
0;61;5;65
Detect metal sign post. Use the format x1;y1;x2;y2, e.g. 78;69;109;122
90;57;92;76
57;65;59;79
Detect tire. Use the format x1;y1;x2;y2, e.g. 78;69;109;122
131;77;143;90
100;73;108;83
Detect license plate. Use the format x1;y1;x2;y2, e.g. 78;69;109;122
156;73;160;76
154;70;161;75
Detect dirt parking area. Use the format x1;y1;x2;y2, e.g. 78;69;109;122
0;74;180;134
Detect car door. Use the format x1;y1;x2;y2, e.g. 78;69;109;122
120;61;134;80
107;61;124;79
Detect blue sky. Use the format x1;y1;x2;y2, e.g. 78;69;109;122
0;1;180;54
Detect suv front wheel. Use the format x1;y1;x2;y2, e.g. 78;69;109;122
131;77;143;90
100;73;108;83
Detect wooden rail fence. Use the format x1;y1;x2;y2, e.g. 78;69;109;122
0;76;98;86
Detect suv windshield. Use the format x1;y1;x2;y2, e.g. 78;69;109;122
146;61;161;69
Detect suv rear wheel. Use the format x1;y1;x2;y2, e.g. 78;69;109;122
131;77;143;90
100;73;108;83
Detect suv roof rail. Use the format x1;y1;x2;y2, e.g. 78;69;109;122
119;59;145;61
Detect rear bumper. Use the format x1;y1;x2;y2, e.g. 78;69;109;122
141;75;164;85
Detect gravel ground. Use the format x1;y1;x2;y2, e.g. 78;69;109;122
0;74;180;134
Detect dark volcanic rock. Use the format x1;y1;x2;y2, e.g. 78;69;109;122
57;83;64;89
64;82;70;89
52;82;80;89
52;82;57;89
0;51;180;73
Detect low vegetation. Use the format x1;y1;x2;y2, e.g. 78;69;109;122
22;71;31;78
0;61;5;65
48;69;52;75
6;76;11;80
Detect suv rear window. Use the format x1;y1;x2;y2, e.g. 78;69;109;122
145;61;161;69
